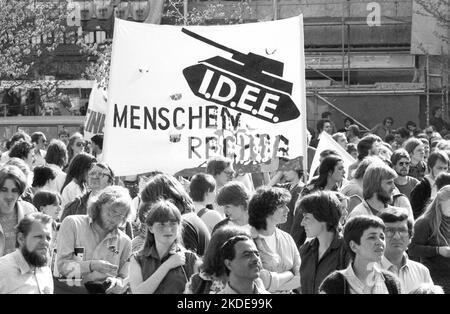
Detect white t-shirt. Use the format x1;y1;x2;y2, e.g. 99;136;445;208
61;181;85;211
258;232;277;253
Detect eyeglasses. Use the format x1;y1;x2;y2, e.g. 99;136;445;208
398;161;410;167
385;227;409;237
223;170;235;177
75;142;85;147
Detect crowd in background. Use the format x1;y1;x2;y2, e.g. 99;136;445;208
1;107;450;294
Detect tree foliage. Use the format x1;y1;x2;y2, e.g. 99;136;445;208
0;0;72;81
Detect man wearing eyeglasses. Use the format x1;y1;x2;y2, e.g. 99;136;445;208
391;149;419;201
379;208;433;294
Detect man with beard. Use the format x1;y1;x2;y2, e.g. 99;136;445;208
347;162;414;221
57;186;132;294
218;235;269;294
391;149;419;200
0;212;53;293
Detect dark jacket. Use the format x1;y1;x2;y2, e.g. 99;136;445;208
319;270;401;294
409;214;450;291
299;232;350;294
410;178;432;219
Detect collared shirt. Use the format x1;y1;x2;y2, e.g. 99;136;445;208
0;249;53;294
299;232;350;294
218;282;270;294
380;254;433;294
341;263;389;294
57;215;131;284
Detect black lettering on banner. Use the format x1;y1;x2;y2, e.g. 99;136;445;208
130;105;140;129
112;104;244;132
85;109;92;131
189;106;202;129
86;110;95;132
205;105;218;129
113;104;127;128
188;136;202;158
221;108;241;130
158;107;170;130
144;107;157;129
173;107;185;130
89;111;105;134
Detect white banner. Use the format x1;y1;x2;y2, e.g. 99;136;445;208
309;131;356;181
103;17;307;176
84;82;107;140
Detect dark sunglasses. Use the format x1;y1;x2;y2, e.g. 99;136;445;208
75;142;85;147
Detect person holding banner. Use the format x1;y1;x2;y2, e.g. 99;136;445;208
129;199;198;294
248;186;300;293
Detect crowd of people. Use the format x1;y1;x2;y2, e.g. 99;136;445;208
0;109;450;294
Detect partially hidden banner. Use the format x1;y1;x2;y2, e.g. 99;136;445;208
103;17;307;176
84;82;107;140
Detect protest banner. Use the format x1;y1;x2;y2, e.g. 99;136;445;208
84;82;107;140
103;16;307;176
309;131;356;181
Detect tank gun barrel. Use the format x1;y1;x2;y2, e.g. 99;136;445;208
182;28;244;58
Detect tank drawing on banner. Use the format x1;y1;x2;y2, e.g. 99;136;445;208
182;28;300;124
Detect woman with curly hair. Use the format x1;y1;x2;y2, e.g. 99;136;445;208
248;186;300;293
9;141;35;169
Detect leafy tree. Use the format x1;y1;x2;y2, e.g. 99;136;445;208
83;0;253;88
0;0;73;81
